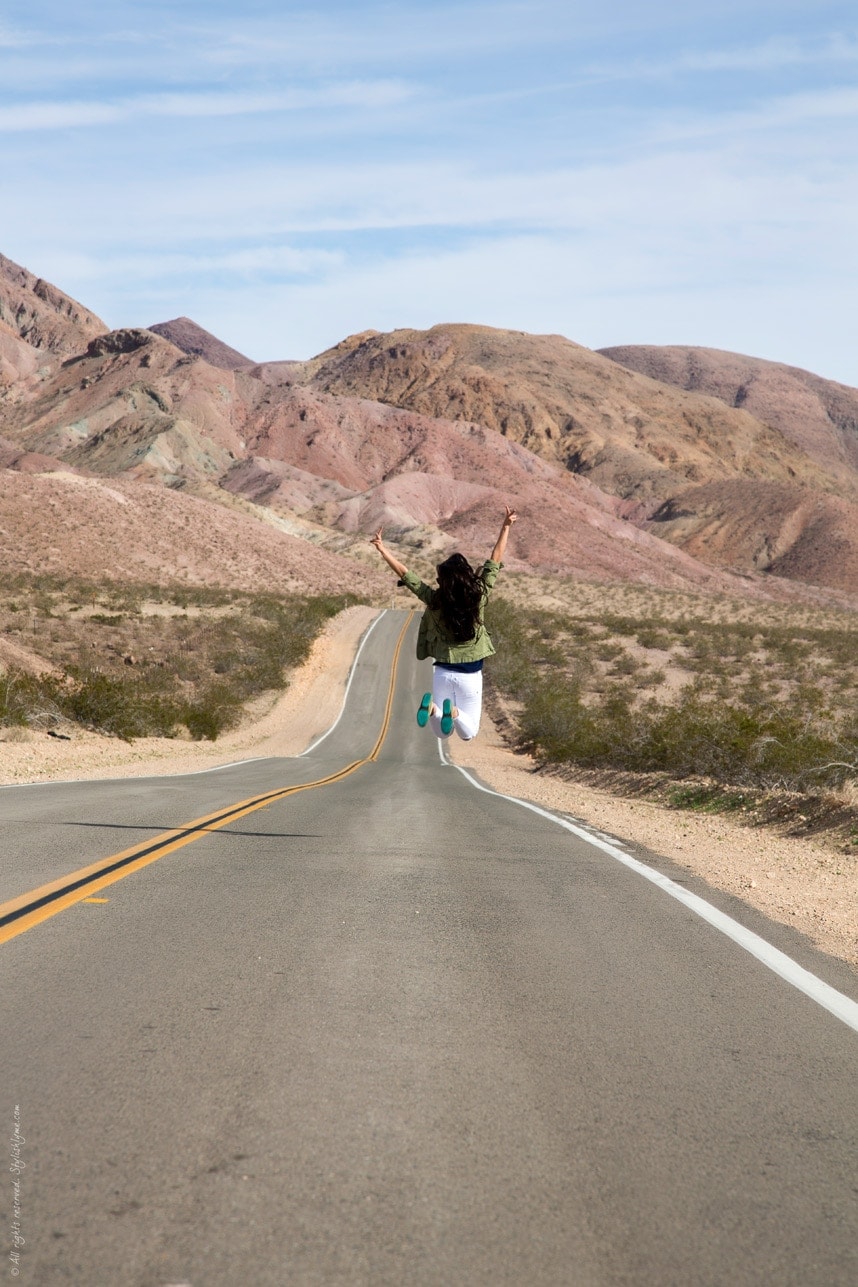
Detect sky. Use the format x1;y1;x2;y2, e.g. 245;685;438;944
2;1;857;382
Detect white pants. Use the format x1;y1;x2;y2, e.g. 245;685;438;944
428;666;483;741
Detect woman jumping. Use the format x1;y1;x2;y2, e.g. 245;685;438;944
370;506;518;741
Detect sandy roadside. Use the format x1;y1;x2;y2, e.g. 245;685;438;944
2;604;856;972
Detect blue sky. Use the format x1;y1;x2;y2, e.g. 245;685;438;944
2;1;857;382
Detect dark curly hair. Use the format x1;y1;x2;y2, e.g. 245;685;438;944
432;553;485;643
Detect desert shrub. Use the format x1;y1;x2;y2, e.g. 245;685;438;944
488;596;858;794
0;669;62;728
181;682;240;741
609;653;639;676
598;641;625;661
636;627;672;651
518;675;856;791
54;668;182;739
669;784;755;813
0;590;361;740
601;614;640;637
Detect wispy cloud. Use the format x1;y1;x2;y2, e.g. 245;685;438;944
672;31;858;72
654;85;858;143
0;29;30;48
583;31;858;82
52;244;343;286
0;80;414;132
2;0;857;385
166;226;858;382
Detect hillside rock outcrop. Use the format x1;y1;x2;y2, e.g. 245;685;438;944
0;252;107;357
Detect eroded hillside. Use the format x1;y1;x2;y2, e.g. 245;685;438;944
2;252;858;600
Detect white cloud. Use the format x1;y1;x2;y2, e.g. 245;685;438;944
0;80;415;132
0;28;29;48
162;230;857;388
12;135;853;251
582;31;858;82
0;100;121;130
2;0;856;387
655;85;858;144
673;32;858;72
49;244;343;285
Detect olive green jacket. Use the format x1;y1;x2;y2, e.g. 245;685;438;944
401;559;502;663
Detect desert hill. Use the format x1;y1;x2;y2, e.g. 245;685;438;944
0;319;775;595
0;252;107;362
648;481;858;595
293;324;833;507
1;253;857;599
599;345;858;494
285;324;858;590
0;467;389;597
594;345;858;586
0;327;246;485
0;273;391;599
149;316;256;371
224;382;782;594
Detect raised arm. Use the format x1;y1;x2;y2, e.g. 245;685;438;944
370;527;409;579
490;505;518;564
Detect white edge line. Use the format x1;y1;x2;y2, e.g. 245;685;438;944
438;740;858;1036
0;611;389;790
300;609;387;756
0;751;270;782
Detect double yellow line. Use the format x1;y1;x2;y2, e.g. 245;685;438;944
0;611;412;947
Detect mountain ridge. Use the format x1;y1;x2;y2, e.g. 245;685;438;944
1;252;856;601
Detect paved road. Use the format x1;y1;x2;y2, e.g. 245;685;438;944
2;610;857;1285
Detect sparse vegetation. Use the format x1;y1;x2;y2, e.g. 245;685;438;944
485;582;858;837
0;576;361;740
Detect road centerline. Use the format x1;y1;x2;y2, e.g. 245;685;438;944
0;611;412;946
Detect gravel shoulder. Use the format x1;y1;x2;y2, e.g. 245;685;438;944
2;604;855;972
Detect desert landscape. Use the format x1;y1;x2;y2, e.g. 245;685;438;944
1;249;856;970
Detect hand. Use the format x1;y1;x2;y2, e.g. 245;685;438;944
503;505;518;527
370;526;385;550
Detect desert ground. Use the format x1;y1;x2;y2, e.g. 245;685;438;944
2;604;855;974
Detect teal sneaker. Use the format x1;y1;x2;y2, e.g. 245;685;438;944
441;699;454;736
416;693;433;727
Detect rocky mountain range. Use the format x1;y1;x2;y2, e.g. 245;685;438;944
1;251;856;602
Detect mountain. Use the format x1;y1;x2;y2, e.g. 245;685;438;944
0;252;107;361
292;324;832;508
0;323;770;595
0;267;390;598
595;346;858;583
281;323;858;590
1;254;857;601
648;481;858;595
149;316;256;371
598;345;858;494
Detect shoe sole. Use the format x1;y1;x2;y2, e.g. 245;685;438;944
416;693;433;727
441;699;454;736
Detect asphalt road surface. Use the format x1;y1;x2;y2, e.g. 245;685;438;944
2;610;857;1286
